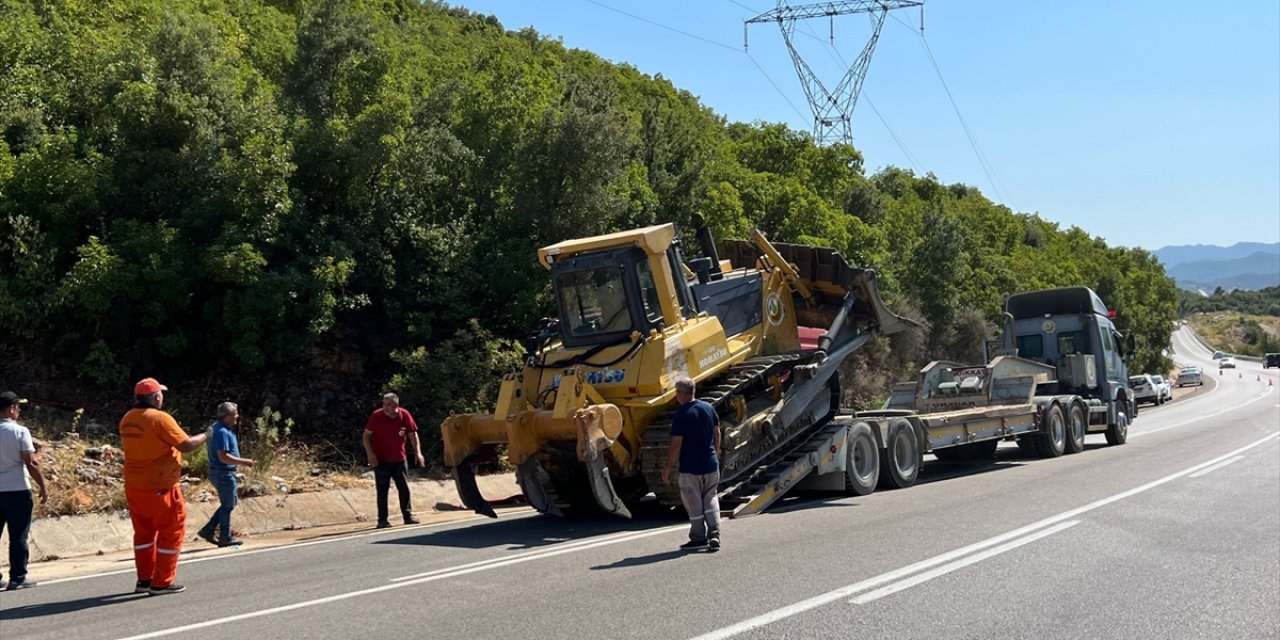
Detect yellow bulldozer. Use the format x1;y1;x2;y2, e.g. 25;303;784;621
440;218;914;518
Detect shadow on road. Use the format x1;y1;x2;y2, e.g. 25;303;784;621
590;549;687;570
374;500;681;550
0;591;146;620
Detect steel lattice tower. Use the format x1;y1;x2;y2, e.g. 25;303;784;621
746;1;923;146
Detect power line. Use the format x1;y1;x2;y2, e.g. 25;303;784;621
888;12;1017;208
584;0;810;123
746;52;811;122
582;0;740;53
586;0;919;170
794;20;922;171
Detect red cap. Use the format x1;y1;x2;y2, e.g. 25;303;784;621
134;378;169;396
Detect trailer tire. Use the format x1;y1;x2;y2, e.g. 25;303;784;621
1031;403;1066;458
843;421;879;496
1064;402;1087;454
878;418;921;490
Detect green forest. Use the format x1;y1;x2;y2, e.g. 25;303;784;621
0;0;1178;459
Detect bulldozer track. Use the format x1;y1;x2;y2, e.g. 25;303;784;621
639;352;814;507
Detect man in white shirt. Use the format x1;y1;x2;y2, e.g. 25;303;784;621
0;391;49;590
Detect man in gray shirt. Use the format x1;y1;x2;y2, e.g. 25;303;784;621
0;390;48;590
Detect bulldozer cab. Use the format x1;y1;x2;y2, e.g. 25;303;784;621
552;247;672;347
542;225;695;348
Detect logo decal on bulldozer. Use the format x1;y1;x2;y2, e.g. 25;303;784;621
585;368;627;385
767;291;785;326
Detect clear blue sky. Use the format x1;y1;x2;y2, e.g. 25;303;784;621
450;1;1280;252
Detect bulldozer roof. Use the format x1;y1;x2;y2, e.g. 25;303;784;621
537;224;675;269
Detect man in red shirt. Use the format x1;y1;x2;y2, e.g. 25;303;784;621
362;393;425;528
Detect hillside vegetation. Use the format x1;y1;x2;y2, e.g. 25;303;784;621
0;0;1178;464
1186;313;1280;358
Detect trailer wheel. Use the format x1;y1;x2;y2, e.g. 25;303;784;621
1031;403;1066;458
878;418;921;489
843;421;879;496
1064;402;1087;454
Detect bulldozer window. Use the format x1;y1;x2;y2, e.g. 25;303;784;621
636;261;663;325
557;267;632;337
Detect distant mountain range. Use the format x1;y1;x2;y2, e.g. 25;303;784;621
1154;242;1280;293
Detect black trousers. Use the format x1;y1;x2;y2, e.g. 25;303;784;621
374;460;412;524
0;489;34;583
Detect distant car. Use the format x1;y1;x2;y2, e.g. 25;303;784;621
1265;353;1280;369
1212;351;1226;360
1218;356;1236;369
1150;375;1173;402
1176;368;1204;387
1129;374;1163;405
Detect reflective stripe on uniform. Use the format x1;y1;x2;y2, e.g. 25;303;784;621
134;542;155;550
156;548;180;555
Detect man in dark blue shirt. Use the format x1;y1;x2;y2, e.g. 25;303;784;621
197;402;255;548
661;377;722;551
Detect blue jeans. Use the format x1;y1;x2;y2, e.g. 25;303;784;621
202;471;238;542
0;489;34;583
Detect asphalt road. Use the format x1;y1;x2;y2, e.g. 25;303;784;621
2;327;1276;640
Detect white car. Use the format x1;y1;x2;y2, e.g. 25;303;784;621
1150;375;1173;402
1218;356;1236;369
1176;367;1204;387
1129;374;1163;405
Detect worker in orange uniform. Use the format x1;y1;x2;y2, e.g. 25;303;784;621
119;378;209;596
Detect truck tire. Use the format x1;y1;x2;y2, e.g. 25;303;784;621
1030;403;1066;458
1106;398;1130;446
843;421;879;496
878;417;921;490
1064;402;1087;454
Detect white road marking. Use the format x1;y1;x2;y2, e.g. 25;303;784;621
849;520;1080;604
112;525;685;640
690;431;1279;640
42;510;536;586
1189;456;1246;478
1132;385;1275;439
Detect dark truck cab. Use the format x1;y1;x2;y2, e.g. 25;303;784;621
1004;286;1135;437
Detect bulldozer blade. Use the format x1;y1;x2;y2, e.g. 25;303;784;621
585;454;632;519
516;458;563;517
453;460;498;519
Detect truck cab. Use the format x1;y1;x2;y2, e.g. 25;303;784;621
1003;287;1133;425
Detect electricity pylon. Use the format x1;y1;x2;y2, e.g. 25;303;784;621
746;1;923;146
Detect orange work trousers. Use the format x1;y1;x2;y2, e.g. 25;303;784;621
126;485;187;588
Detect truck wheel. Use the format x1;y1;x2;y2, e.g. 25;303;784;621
1064;402;1087;454
843;421;879;496
1106;402;1129;446
878;418;921;489
1031;403;1066;458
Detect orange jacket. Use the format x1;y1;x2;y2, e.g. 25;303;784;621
119;408;188;490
